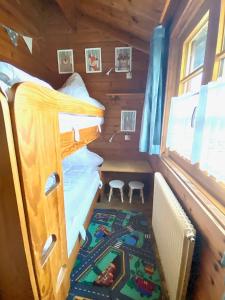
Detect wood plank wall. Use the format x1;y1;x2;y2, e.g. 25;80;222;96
39;19;149;160
0;28;54;83
0;1;57;82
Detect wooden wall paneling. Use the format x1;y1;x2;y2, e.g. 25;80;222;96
75;0;155;42
43;0;74;35
89;93;146;160
170;0;206;39
39;25;149;161
94;0;166;23
0;94;38;300
0;0;45;36
55;0;149;53
0;27;54;84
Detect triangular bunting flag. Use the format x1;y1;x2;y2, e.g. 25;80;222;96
2;25;19;47
22;35;33;54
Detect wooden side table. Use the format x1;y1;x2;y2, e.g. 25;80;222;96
100;160;153;201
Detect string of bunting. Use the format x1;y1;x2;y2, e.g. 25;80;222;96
1;24;33;54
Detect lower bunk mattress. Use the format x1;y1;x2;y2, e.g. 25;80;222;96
63;167;101;256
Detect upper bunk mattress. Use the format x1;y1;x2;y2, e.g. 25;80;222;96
58;113;104;133
0;62;105;112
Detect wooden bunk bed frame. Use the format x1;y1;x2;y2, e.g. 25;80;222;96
0;82;104;300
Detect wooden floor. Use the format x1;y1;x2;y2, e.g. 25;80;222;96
96;190;153;217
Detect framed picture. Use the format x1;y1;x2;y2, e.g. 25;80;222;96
85;48;102;73
57;49;74;74
115;47;132;72
121;110;136;132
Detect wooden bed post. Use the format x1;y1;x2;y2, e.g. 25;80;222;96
0;94;39;299
2;82;104;300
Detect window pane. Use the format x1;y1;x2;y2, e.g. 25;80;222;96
187;24;208;74
167;93;199;160
199;81;225;183
222;26;225;51
183;72;203;93
219;58;225;79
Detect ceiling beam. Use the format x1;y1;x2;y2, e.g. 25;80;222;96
56;0;149;54
160;0;181;26
160;0;171;24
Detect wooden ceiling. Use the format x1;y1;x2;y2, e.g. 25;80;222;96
0;0;168;54
55;0;168;53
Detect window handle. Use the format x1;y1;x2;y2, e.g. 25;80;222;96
191;106;197;128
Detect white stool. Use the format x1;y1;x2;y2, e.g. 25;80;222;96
108;180;124;203
128;181;144;204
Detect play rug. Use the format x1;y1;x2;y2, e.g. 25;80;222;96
67;209;162;300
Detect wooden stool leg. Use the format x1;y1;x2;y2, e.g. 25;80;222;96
120;188;124;203
108;187;113;202
129;188;133;204
140;188;144;204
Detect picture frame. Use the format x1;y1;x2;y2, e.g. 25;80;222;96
57;49;74;74
85;48;102;73
121;110;136;132
115;47;132;72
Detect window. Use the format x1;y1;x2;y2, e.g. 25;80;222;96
167;81;225;183
168;15;209;160
179;14;208;94
163;3;225;210
166;80;225;207
214;0;225;79
167;93;198;160
198;81;225;183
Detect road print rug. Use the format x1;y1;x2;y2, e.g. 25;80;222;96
67;209;161;300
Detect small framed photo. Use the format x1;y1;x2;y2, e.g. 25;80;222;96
57;49;74;74
85;48;102;73
121;110;136;132
115;47;132;72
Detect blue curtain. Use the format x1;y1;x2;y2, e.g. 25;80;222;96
139;25;167;155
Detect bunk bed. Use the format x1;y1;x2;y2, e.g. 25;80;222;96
0;64;104;300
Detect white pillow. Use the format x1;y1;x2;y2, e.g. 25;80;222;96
0;80;10;96
62;146;103;172
58;73;89;99
58;72;105;110
0;62;52;89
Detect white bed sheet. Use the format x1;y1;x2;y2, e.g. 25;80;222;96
59;113;104;133
63;168;100;256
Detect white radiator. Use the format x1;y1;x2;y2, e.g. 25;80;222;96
152;173;196;300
